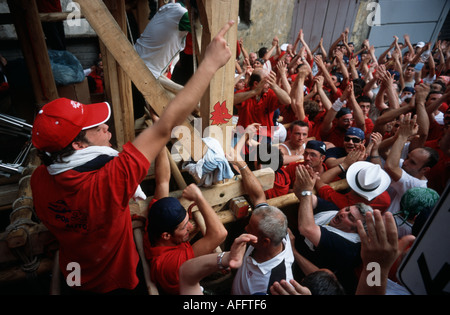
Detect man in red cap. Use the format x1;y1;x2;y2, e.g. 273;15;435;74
30;20;234;294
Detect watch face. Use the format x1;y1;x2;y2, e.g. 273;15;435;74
301;191;312;196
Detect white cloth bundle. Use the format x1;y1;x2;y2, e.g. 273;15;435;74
183;137;234;187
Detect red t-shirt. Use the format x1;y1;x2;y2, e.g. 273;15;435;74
365;117;374;136
264;167;291;199
318;185;391;213
235;88;281;138
309;110;327;141
141;197;195;295
427;119;444;142
31;142;150;293
145;242;195;295
425;138;450;195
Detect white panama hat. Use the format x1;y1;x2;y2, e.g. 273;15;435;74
346;161;391;201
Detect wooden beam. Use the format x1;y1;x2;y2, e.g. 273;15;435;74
134;0;150;34
7;0;59;106
141;168;275;211
101;0;134;150
196;0;239;152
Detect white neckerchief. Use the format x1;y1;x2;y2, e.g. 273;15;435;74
47;146;146;200
304;211;360;251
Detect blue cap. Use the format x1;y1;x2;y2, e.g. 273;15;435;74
306;140;327;155
336;107;352;118
147;197;187;235
346;127;365;140
402;87;415;95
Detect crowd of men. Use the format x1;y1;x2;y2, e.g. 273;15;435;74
26;0;448;296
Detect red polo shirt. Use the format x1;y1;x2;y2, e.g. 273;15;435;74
235;88;281;138
31;142;149;293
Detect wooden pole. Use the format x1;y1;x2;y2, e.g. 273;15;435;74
134;0;150;34
7;0;59;106
101;0;134;150
196;0;239;155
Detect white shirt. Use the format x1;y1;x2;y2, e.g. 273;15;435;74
231;234;294;295
387;168;427;215
134;3;188;79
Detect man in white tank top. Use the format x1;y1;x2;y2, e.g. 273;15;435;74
279;120;310;165
135;1;190;79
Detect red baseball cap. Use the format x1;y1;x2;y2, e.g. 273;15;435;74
32;98;111;152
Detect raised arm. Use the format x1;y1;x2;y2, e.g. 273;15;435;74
320;81;352;139
290;60;312;121
346;82;366;132
384;113;419;182
356;211;400;295
183;184;228;256
294;165;321;247
268;70;291;106
315;54;338;95
408;83;430;151
179;233;257;295
228;124;267;207
314;76;332;111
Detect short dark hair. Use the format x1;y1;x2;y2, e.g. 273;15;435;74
300;270;346;295
249;72;263;88
431;80;446;92
289;120;309;132
357;95;372;105
422;147;439;169
304;100;320;121
426;90;443;102
37;130;87;166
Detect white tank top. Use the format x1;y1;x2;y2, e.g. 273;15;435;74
135;3;188;79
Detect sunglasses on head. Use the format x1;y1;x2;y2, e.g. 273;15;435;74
344;136;362;143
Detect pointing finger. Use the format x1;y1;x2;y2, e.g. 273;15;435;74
217;20;235;39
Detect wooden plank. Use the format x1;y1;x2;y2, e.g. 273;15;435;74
142;167;275;210
301;0;319;44
321;0;340;50
7;0;59;106
290;0;307;43
134;0;150;34
197;0;238;152
308;0;329;47
101;0;135;149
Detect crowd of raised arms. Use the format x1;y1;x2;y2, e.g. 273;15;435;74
27;0;448;297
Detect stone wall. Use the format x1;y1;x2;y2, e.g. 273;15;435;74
237;0;296;56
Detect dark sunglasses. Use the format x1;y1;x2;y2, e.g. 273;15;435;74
344;136;362;143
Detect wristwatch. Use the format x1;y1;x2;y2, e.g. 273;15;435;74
301;191;312;196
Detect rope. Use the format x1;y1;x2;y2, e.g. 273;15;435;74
9;226;41;278
6;207;40;278
126;13;134;46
